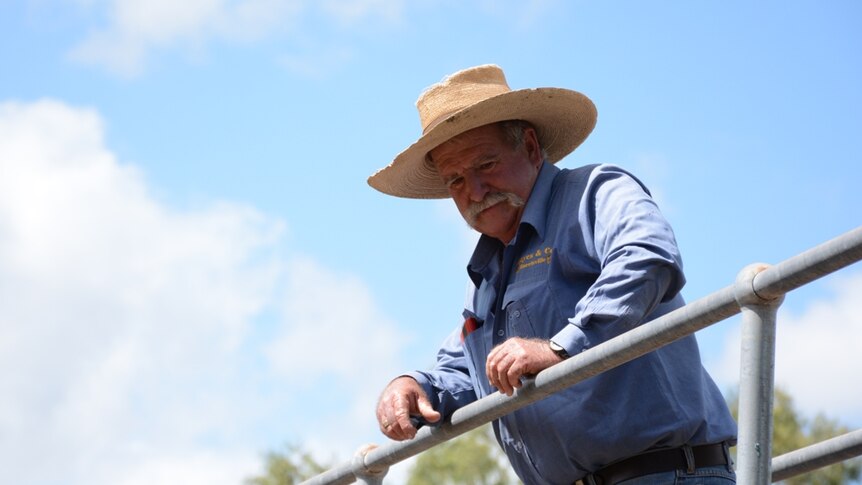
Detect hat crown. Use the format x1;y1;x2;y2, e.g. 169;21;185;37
368;64;597;199
417;64;511;134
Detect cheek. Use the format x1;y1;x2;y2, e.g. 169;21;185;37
448;191;469;213
509;172;536;199
455;198;472;218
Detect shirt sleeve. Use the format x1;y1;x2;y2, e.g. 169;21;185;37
552;164;685;355
405;326;478;423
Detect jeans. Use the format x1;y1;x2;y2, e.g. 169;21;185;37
617;465;736;484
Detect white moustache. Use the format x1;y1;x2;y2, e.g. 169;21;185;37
465;192;525;226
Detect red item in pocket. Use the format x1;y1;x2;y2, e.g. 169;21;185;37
461;316;479;342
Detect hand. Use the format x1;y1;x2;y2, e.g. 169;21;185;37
376;376;441;441
485;338;563;396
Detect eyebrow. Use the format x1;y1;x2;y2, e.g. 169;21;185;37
441;152;499;176
442;154;499;187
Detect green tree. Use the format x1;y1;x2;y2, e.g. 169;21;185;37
245;445;329;485
729;387;861;484
407;424;519;485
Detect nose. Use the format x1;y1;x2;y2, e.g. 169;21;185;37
466;174;489;203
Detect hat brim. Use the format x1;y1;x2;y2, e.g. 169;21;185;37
368;87;597;199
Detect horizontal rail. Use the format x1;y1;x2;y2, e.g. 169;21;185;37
302;225;862;485
753;226;862;299
772;429;862;482
303;286;742;485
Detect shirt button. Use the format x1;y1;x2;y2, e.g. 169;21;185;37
513;310;521;318
497;329;505;337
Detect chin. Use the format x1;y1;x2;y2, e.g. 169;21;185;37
475;224;509;241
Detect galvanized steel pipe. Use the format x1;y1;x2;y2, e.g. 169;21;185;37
771;428;862;482
300;226;862;485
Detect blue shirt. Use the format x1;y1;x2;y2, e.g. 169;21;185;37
408;162;737;484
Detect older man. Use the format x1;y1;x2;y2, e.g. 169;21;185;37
368;65;737;485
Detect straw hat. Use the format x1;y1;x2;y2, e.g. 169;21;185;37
367;64;597;199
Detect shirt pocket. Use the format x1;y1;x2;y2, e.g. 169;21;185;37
501;279;546;339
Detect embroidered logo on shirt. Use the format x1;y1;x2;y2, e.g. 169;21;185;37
516;247;553;272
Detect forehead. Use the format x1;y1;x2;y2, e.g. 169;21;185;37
429;124;507;173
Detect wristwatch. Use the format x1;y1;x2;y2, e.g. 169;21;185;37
548;340;569;360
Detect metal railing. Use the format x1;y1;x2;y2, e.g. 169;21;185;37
302;225;862;485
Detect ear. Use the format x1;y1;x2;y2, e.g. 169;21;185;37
522;127;543;168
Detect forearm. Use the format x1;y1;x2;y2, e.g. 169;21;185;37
553;262;678;354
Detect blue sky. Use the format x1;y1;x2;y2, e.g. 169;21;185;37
1;1;860;483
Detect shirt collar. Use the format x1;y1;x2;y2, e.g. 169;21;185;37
466;161;560;286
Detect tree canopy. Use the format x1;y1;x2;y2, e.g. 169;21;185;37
245;445;329;485
406;424;518;485
729;387;861;484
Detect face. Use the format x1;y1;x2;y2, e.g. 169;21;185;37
429;123;543;244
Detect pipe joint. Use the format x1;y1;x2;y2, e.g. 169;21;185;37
351;444;389;484
734;263;785;308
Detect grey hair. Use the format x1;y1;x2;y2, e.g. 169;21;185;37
498;119;533;148
499;119;549;160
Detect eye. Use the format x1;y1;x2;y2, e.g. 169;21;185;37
446;176;464;190
478;160;498;171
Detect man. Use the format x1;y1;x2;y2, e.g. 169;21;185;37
368;65;737;484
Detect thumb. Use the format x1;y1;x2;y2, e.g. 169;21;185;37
415;395;441;423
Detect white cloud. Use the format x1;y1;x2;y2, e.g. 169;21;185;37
266;257;408;384
0;98;283;483
110;450;261;485
263;256;412;461
68;0;304;76
710;271;862;427
267;256;408;399
64;0;408;77
0;98;402;484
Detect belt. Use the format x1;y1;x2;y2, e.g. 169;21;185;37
580;443;730;485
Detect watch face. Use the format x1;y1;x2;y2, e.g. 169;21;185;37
549;340;568;358
549;341;561;351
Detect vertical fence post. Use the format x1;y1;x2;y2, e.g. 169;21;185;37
734;264;785;484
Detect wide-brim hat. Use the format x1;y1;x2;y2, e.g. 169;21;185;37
367;64;597;199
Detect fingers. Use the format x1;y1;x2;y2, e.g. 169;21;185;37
486;338;560;396
504;358;527;393
377;388;415;440
376;377;436;441
487;351;523;396
486;342;518;396
416;395;441;424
